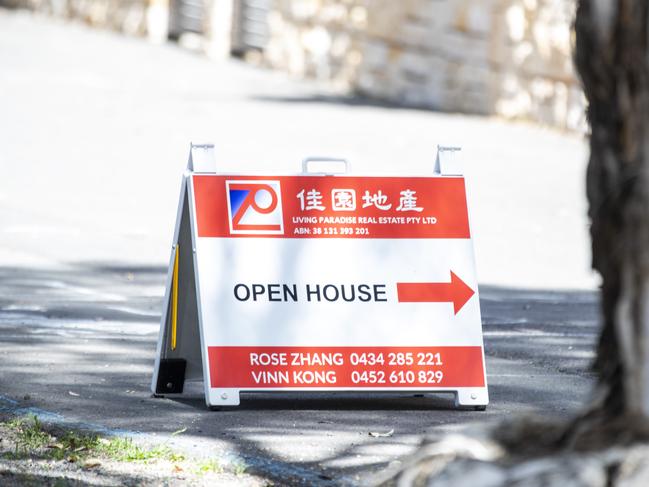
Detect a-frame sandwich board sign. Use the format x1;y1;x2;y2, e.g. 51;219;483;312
152;143;488;410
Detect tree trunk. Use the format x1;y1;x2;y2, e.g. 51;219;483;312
575;0;649;423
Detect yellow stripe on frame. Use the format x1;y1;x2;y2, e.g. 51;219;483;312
171;245;179;350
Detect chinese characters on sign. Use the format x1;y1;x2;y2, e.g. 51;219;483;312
396;190;423;212
298;188;422;212
296;189;326;211
193;175;469;239
362;190;391;210
331;189;356;211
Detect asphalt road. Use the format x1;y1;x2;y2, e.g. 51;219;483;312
0;9;599;486
0;265;598;485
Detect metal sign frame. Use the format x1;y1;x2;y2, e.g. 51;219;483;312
152;143;488;410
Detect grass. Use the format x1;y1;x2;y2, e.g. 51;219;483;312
93;437;184;462
7;415;51;456
196;458;224;474
2;415;184;463
0;415;250;480
194;459;247;477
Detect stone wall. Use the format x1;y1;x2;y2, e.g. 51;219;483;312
3;0;584;129
264;0;585;130
2;0;150;36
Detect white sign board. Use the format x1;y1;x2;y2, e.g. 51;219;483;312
152;150;488;409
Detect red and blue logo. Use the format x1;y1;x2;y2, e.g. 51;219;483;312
225;180;284;235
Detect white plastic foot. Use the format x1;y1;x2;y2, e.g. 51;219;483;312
208;388;241;407
455;388;489;409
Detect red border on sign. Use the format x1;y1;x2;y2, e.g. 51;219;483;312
208;346;485;388
194;175;470;239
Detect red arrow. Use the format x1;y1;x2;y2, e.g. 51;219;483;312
397;271;475;315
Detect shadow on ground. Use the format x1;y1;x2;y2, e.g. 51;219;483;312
0;263;600;485
249;92;480;117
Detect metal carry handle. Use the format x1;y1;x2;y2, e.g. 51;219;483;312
301;157;351;175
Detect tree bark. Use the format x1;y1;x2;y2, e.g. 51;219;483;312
575;0;649;422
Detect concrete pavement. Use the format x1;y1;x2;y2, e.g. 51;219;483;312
0;9;595;290
0;9;599;485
